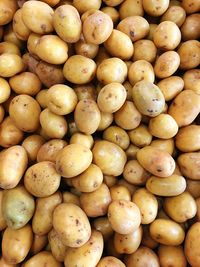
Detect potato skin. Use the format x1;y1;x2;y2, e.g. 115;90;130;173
48;228;67;262
23;251;61;267
158;245;187;267
177;152;200;180
97;256;126;267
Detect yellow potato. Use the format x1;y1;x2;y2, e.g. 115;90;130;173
141;225;158;249
70;132;93;149
146;174;186;197
0;53;24;78
125;144;140;160
128;124;152;147
0;190;6;231
48;228;67;262
22;135;45;163
158;245;187;267
23;251;61;267
13;9;31;41
183;69;200;94
103;175;118;188
161;6;186;27
0;145;28;189
142;0;169;16
74;83;97;101
103;126;130;150
0;104;4;123
97;256;125;267
101;6;119;24
92;140;127;176
30;234;48;255
110;185;131;201
97;111;113;131
187;179;200;198
73;0;101;13
32;191;62;235
119;0;144;19
2;225;33;264
177;152;200;180
182;0;200;14
3;24;24;49
181;14;200;41
93;217;113;241
0;257;17;267
0;41;21;56
108;199;141;234
0;0;18;26
63;191;80;207
22;1;54;34
53;203;91;247
150;138;174;155
147;23;158;40
75;34;99;59
27;33;41;56
133;39;157;63
64;230;103;267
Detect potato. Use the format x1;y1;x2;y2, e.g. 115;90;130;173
161;6;186;27
22;135;45;163
30;234;48;255
141;225;158;249
97;58;127;85
40;108;68;139
128;124;152;147
153;21;181;50
97;111;113;131
177;40;200;70
13;9;31;41
0;190;6;231
93;217;113;241
2;186;35;229
168;90;200;127
64;230;103;267
23;251;61;267
119;0;144;19
70;132;93;149
163;192;197;223
63;55;96;84
132;188;158;224
103;126;130;150
183;69;200;94
0;257;17;267
0;105;4;123
101;6;119;24
0;145;28;189
133;39;157;63
97;256;125;267
117;16;149;42
74;99;101;134
32;192;62;235
146;174;186;197
150;219;185;245
187;179;200;198
110;185;131;201
0;53;24;78
48;228;67;262
104;175;118;188
74;83;97;101
104;29;133;60
125;246;160;267
92;140;127;176
0;116;24;148
3;24;24;50
27;33;41;56
178;152;200;180
181;14;200;41
22;1;54;34
24;161;61;197
53;203;91;247
63;191;80;206
137;146;175;177
73;0;101;13
151;138;174;155
142;0;169;16
147;23;157;40
154;51;180;78
108;200;141;234
125;144;140;160
114;101;142;130
9;95;41;132
74;34;99;59
0;41;21;56
97;83;127;113
83;11;113;45
184;222;200;267
132;81;165;117
2;225;33;264
182;0;200;14
158;245;187;267
0;0;18;25
157;76;184;101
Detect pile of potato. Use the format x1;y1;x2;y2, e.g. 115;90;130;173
0;0;200;266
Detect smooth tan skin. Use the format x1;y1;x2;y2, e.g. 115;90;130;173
187;180;200;198
13;9;31;41
158;245;187;267
181;14;200;41
3;24;24;49
73;0;101;13
0;105;4;123
183;69;200;94
0;53;24;77
182;0;200;14
2;225;33;264
53;203;91;247
119;0;144;19
22;135;45;162
0;41;21;56
0;146;28;189
161;6;186;27
27;33;41;56
63;191;80;207
151;139;174;155
178;152;200;180
75;34;99;59
133;39;157;63
48;228;67;262
141;226;158;249
70;132;93;149
97;111;113;131
101;6;119;24
0;257;17;267
103;126;130;150
97;256;125;267
64;230;103;267
128;124;152;148
93;217;113;241
32;192;62;235
30;234;48;255
74;84;97;101
143;0;169;16
0;0;18;25
0;190;6;231
23;251;61;267
110;185;131;201
103;175;118;188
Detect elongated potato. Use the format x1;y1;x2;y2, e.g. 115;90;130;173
30;234;48;255
48;228;67;262
177;152;200;180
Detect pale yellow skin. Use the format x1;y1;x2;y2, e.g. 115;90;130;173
142;0;169;16
97;112;113;131
70;132;94;149
133;39;157;63
0;190;6;231
108;199;141;234
73;0;101;13
74;34;99;59
9;95;41;132
39;108;68;139
74;84;97;101
32;191;62;235
0;41;21;56
168;90;200;127
146;174;186;197
183;69;200;94
92;140;127;176
0;53;24;78
2;225;33;264
74;99;101;134
63;191;81;207
22;135;45;163
163;192;197;223
3;24;24;49
117;16;149;42
30;234;48;255
53;4;82;43
103;0;124;6
110;185;131;201
0;116;24;148
181;14;200;41
103;126;130;150
64;230;103;267
56;144;93;178
97;256;125;267
13;9;31;41
178;152;200;180
185;222;200;267
0;105;4;123
53;203;91;247
119;0;144;19
141;226;158;249
22;1;54;34
157;76;184;101
137;146;175;177
147;24;158;41
27;33;41;56
0;257;17;267
125;144;140;160
128;124;152;147
80;183;111;217
104;175;118;188
161;6;186;27
158;245;187;267
132;188;158;224
93;217;113;241
63;55;96;84
101;6;119;24
23;251;61;267
114;101;142;130
97;58;127;85
0;145;28;189
48;228;67;262
24;161;61;197
151;139;174;155
0;0;18;26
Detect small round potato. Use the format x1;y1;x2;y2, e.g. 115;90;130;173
74;83;97;101
63;55;96;84
158;245;187;267
128;124;152;147
119;0;144;19
74;34;99;59
97;256;125;267
48;228;67;262
0;77;11;104
27;33;41;56
103;126;130;150
133;39;157;63
22;1;54;34
0;53;24;77
23;251;61;267
187;179;200;199
3;24;24;49
150;219;185;246
117;16;149;42
73;0;101;13
83;11;113;45
183;69;200;94
0;0;18;26
182;0;200;14
13;9;31;41
151;139;174;155
181;14;200;41
142;0;169;16
53;203;91;247
161;6;186;27
110;185;131;201
141;226;158;249
70;132;93;149
0;105;4;123
108;199;141;234
56;144;93;178
101;6;120;24
0;256;18;267
97;111;113;131
22;135;45;163
177;152;200;180
93;217;113;241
